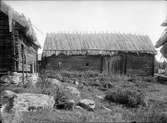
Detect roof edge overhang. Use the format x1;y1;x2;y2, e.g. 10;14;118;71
42;49;157;58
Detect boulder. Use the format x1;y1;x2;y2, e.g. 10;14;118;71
2;91;55;113
3;90;17;98
78;99;95;111
1;75;21;85
0;73;40;86
14;93;55;112
48;78;62;87
1;73;23;85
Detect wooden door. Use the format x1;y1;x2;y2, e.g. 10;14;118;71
110;55;124;75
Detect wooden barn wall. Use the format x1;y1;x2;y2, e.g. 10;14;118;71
126;53;154;76
0;11;12;73
103;54;126;75
45;55;101;71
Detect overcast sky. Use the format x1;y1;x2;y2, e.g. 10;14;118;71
5;0;167;61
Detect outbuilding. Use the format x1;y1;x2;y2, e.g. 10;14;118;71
42;32;156;76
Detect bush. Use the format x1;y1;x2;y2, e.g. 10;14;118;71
105;88;146;108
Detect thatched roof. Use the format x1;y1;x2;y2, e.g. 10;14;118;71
155;28;167;58
0;1;40;48
42;32;156;57
155;28;167;48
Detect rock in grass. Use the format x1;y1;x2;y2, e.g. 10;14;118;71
66;86;80;98
1;73;40;86
3;90;17;98
1;74;22;85
2;91;55;113
96;95;105;100
78;99;95;111
14;93;55;112
73;80;79;85
48;78;62;87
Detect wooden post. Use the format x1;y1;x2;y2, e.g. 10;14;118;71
124;54;127;75
100;56;103;73
21;44;25;83
152;55;155;76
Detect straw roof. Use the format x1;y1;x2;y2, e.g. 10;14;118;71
0;1;40;48
42;32;156;57
155;28;167;58
155;28;167;48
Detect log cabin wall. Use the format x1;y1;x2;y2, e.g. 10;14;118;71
16;30;38;73
0;11;13;73
126;53;154;76
43;52;154;76
45;55;101;72
0;11;38;74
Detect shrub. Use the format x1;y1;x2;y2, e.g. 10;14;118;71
105;88;146;108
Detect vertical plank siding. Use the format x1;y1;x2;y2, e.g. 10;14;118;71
103;54;125;75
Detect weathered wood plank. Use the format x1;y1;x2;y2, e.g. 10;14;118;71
45;55;101;71
126;53;154;76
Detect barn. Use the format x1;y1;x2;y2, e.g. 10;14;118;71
0;2;40;75
42;33;156;76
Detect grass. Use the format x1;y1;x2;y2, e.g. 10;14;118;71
1;70;167;122
129;105;167;123
21;108;125;122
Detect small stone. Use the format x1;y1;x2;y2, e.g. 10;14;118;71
75;105;83;110
66;86;80;97
3;90;17;98
48;78;62;87
96;95;105;100
73;80;79;85
78;99;95;111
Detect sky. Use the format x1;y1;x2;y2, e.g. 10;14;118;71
5;0;167;61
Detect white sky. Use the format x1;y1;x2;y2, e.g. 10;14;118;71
5;0;167;61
